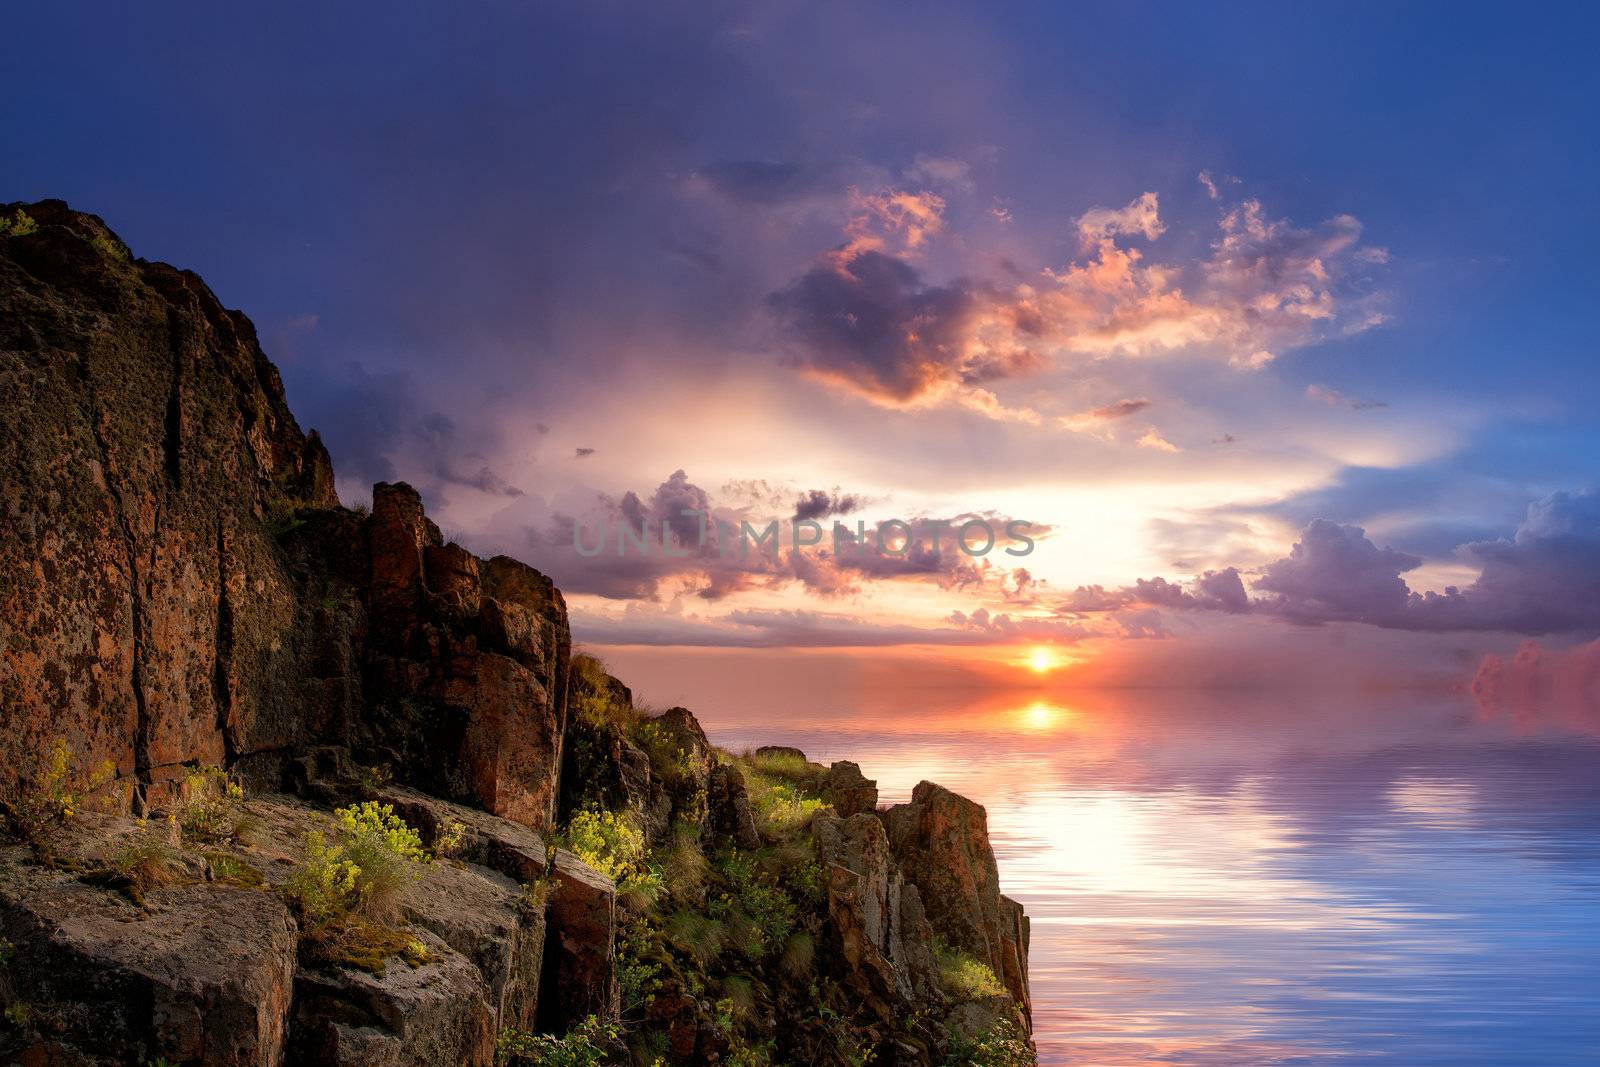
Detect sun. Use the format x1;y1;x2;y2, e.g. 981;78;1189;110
1026;646;1059;673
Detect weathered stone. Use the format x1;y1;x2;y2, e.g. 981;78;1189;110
813;812;906;1020
446;652;561;830
539;848;618;1031
367;483;432;642
0;200;339;806
289;927;494;1067
706;763;762;850
423;543;479;624
824;760;879;817
0;850;297;1066
883;781;1031;1025
478;597;542;666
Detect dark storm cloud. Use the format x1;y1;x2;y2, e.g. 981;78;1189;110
793;489;862;521
768;250;1038;404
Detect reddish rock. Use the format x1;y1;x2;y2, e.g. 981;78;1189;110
423;543;480;624
883;782;1032;1026
824;760;880;817
0;201;340;806
706;763;762;850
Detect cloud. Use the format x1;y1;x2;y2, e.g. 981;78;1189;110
299;362;525;503
906;154;974;193
1253;520;1422;624
770;187;1390;413
1307;383;1389;410
1076;191;1165;243
793;489;862;521
575;447;596;458
846;187;948;252
530;470;1041;602
1059;396;1152;430
1125;490;1600;635
1136;427;1181;452
768;249;1038;405
691;160;837;205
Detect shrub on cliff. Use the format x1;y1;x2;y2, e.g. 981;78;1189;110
0;739;119;857
937;942;1007;1000
282;801;436;974
497;1015;621;1066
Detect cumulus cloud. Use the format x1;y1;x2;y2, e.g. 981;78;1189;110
1076;191;1166;243
1116;491;1600;635
1253;519;1422;624
772;186;1390;414
768;249;1038;404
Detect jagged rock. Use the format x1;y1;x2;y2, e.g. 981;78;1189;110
289;927;495;1067
883;782;1032;1024
0;849;298;1066
813;812;905;1022
423;543;481;623
359;483;569;832
823;760;879;817
377;776;617;1034
705;763;762;849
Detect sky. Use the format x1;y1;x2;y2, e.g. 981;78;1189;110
6;1;1600;690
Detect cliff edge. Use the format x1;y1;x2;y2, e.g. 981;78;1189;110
0;201;1032;1066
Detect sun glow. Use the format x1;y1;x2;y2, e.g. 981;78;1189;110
1027;645;1061;673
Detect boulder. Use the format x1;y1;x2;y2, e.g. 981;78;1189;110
705;763;762;850
0;850;297;1066
823;760;879;817
289;927;495;1067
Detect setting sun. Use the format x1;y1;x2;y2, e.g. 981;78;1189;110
1027;646;1060;673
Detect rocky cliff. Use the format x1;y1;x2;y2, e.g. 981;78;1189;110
0;202;1033;1066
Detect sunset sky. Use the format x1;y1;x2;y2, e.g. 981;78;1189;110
9;2;1599;691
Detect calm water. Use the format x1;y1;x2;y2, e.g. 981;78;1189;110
685;686;1600;1066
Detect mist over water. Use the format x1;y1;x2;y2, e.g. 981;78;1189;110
666;679;1600;1065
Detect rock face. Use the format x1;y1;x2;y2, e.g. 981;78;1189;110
0;200;338;806
0;204;1031;1065
361;482;570;831
885;781;1032;1020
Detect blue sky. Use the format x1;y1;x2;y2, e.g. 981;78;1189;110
6;2;1599;675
